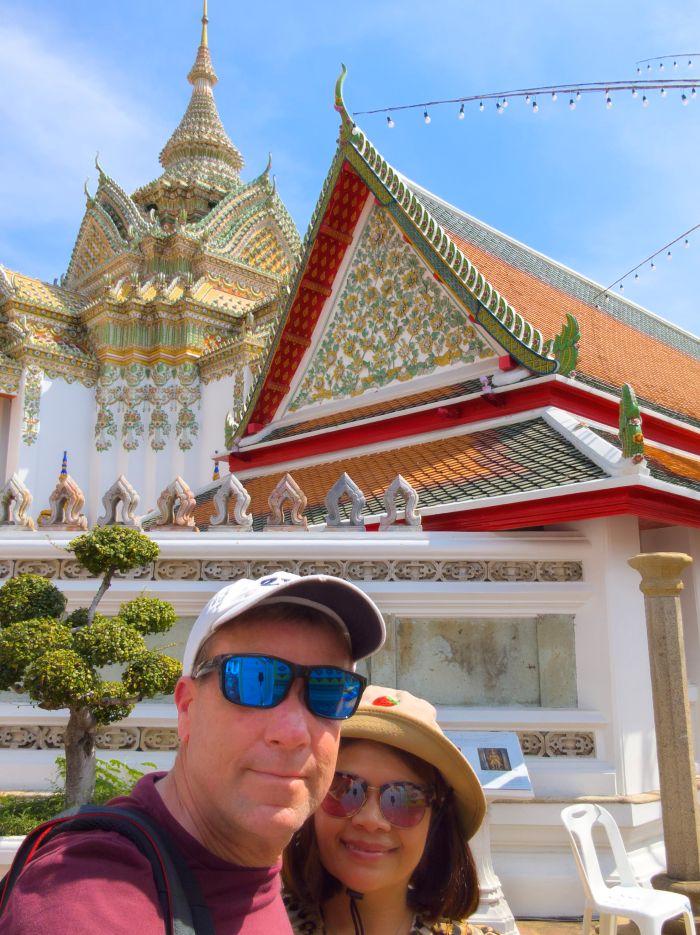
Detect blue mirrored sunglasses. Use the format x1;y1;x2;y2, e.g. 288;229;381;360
192;653;367;720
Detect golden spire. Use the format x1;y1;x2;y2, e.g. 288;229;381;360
201;0;209;48
159;2;244;178
187;0;217;87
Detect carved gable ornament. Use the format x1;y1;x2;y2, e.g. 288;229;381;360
155;476;198;531
379;474;422;531
324;472;366;530
0;474;35;530
96;475;142;528
210;473;253;530
265;473;308;531
39;474;88;532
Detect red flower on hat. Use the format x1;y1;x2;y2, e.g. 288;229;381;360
373;695;399;706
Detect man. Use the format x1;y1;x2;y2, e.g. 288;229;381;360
0;571;385;934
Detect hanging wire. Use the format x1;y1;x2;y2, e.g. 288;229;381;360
591;223;700;305
353;78;698;120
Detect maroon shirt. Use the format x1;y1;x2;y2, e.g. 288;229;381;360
0;772;293;935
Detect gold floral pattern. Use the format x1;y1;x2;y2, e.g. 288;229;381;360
290;206;495;411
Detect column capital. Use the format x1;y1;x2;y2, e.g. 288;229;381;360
628;552;692;596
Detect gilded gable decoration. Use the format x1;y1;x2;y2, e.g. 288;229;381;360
325;472;366;530
96;475;142;528
0;474;35;530
210;473;253;529
290;205;496;410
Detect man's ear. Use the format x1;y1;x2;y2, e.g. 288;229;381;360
174;676;196;742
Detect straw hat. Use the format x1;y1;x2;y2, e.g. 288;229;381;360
341;684;486;840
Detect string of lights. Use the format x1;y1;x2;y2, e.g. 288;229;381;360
636;53;700;70
353;78;698;124
591;223;699;306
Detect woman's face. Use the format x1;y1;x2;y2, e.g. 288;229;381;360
313;740;433;900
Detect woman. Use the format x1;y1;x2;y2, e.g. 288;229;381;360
284;685;490;935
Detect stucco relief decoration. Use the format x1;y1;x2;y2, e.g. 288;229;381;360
265;473;308;531
21;366;43;446
290;206;495;410
325;472;366;529
94;362;200;453
155;476;198;531
0;474;35;530
210;473;253;529
96;475;141;528
379;474;422;531
39;474;88;531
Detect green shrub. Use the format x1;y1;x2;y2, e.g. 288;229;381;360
70;526;158;576
116;596;177;635
0;575;66;626
73;616;146;667
0;618;72;688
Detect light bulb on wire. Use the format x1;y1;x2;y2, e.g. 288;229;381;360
606;94;612;108
387;115;394;128
551;91;557;101
460;103;466;118
685;239;690;248
478;102;483;113
642;95;649;107
632;88;638;98
569;98;576;110
651;261;656;271
532;99;538;112
423;110;431;124
660;87;667;97
496;101;503;114
682;93;689;105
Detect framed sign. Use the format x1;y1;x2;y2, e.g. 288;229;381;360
446;730;533;799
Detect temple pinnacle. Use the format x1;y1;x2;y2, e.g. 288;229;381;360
201;0;209;49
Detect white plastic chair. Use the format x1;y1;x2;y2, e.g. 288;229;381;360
561;803;695;935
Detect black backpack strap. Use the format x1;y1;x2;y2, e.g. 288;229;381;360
0;805;214;935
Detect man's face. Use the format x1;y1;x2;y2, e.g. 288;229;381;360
174;613;352;865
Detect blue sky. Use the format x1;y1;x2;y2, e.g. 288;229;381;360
0;0;698;338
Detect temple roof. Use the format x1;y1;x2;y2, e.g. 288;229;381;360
408;182;700;423
210;410;700;531
235;68;699;444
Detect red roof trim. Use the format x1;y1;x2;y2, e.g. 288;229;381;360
247;162;369;427
229;379;700;473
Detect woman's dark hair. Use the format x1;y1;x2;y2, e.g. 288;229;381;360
282;742;480;924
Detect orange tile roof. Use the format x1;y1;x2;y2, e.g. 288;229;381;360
197;418;607;528
445;231;700;423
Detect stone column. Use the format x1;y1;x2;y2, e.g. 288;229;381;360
628;551;700;910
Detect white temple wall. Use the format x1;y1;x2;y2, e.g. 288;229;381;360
16;375;94;521
199;374;233;463
569;516;658;795
0;395;13;482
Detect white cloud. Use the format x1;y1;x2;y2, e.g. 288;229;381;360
0;16;166;229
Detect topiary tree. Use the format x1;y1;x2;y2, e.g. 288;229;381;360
0;527;181;807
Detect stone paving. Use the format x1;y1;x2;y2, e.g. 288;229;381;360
515;921;640;934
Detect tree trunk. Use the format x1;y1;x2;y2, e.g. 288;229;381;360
64;706;97;807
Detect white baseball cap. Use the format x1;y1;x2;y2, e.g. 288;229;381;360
182;571;386;676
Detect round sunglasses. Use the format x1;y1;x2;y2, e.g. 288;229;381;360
192;653;366;720
321;771;437;828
